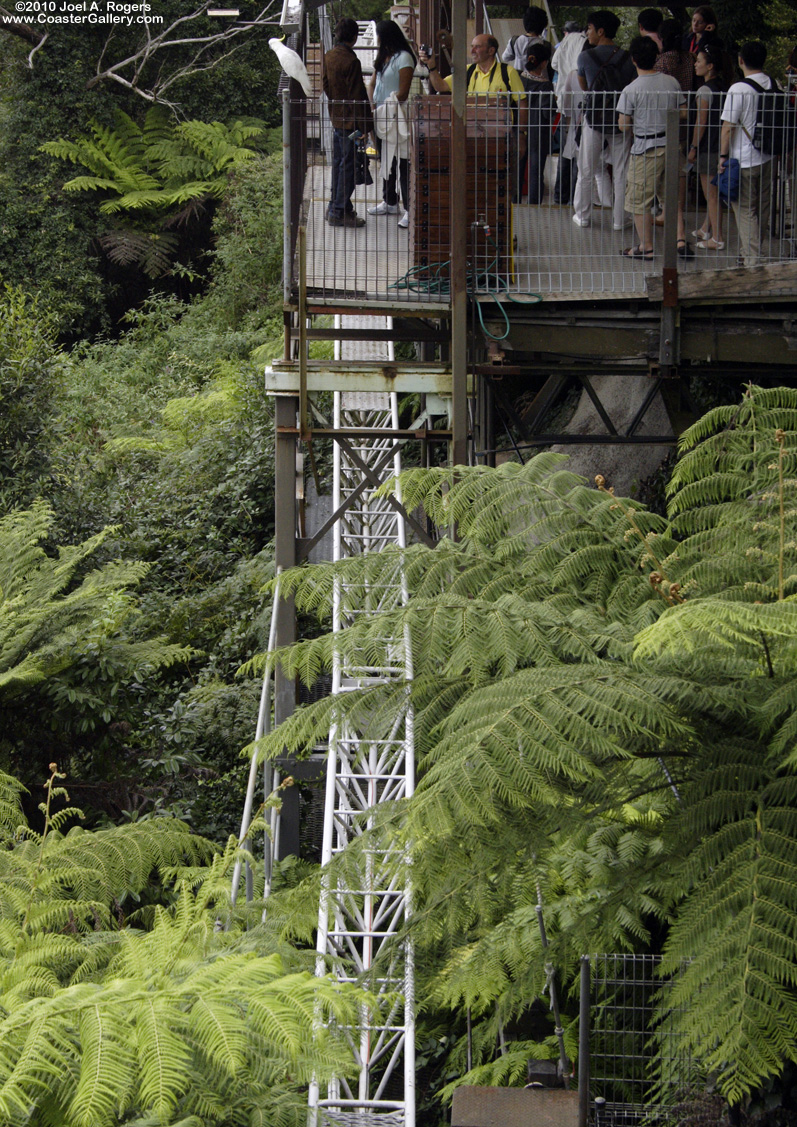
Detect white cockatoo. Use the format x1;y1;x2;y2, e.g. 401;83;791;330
269;37;313;96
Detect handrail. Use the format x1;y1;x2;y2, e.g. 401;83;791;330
230;568;282;908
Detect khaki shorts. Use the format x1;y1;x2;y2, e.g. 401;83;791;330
624;147;666;214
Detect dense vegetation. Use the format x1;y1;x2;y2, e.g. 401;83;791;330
3;3;797;1123
0;764;356;1126
261;387;797;1109
0;145;285;832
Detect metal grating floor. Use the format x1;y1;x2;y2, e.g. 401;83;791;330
300;161;795;304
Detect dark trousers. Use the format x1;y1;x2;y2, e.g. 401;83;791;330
554;155;577;204
383;155;409;210
526;135;551;205
375;138;408;210
331;128;356;217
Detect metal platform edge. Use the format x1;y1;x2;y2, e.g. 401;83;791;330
265;361;461;396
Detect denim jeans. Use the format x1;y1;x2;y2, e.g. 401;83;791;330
331;128;356;217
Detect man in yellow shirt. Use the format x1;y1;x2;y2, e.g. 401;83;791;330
421;34;526;98
420;34;528;189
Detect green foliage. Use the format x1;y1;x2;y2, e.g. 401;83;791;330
252;386;797;1104
0;764;357;1126
0;503;192;698
0;501;204;817
42;109;270;277
0;146;285;827
0;285;64;507
0;14;282;334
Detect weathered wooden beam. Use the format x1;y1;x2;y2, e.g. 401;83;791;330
647;261;797;303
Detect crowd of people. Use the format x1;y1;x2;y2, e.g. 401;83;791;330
321;9;796;268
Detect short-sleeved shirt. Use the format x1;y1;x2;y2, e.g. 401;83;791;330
616;73;684;155
444;59;526;99
721;73;776;167
373;49;415;105
576;44;636;91
502;33;544;75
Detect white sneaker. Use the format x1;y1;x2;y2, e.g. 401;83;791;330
398;210;409;228
368;201;399;215
572;215;590;228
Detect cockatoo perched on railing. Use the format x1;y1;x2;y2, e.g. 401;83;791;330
269;37;314;96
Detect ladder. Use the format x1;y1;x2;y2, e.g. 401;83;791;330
308;317;416;1127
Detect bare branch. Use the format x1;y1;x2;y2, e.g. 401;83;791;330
0;7;44;50
27;30;48;68
87;3;282;104
3;2;283;106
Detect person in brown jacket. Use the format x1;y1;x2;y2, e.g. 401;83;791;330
323;18;374;226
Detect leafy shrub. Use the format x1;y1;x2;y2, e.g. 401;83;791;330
0;285;64;507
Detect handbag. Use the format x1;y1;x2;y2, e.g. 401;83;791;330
354;145;373;187
711;156;740;203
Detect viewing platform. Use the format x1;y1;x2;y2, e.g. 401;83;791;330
284;93;797;314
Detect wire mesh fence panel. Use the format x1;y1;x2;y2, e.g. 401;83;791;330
588;954;696;1127
286;90;797;305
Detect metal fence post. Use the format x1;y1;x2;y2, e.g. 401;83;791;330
282;87;292;307
579;955;591;1127
659;106;680;376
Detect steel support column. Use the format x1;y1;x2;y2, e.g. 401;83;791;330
450;0;469;468
274;394;300;855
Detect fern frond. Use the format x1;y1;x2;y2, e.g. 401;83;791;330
659;771;797;1102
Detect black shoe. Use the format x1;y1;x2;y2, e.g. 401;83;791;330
329;213;365;227
677;239;694;258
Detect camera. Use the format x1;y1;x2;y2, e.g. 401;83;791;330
420;44;430;56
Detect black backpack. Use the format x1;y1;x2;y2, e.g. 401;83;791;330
583;46;630;135
742;77;795;158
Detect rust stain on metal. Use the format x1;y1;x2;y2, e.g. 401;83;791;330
662;267;678;309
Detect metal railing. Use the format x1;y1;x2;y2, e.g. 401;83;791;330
585;954;697;1127
283;89;797;305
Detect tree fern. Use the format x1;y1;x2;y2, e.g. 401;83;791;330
249;386;797;1104
0;766;360;1125
41;108;268;276
0;503;194;697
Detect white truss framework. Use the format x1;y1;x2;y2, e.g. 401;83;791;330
309;347;415;1127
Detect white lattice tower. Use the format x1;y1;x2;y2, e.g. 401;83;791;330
309;319;415;1127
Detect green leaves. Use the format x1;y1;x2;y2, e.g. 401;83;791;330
255;385;797;1104
661;770;797;1103
41;108;269;276
42;109;267;214
0;767;357;1126
0;502;194;698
